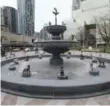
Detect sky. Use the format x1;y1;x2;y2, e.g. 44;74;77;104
0;0;72;32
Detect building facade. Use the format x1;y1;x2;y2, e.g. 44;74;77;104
64;0;109;44
0;6;18;34
34;32;40;39
40;27;49;40
17;0;35;36
72;0;109;24
72;0;81;11
72;0;109;45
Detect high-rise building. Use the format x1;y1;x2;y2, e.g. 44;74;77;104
17;0;35;36
0;8;4;26
40;27;49;40
0;6;18;34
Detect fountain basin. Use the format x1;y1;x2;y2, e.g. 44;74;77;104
1;55;110;99
35;40;77;54
46;25;66;35
35;40;77;65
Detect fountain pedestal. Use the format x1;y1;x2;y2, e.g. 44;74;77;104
34;8;77;66
50;54;63;65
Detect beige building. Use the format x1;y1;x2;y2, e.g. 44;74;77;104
64;0;109;45
1;25;36;46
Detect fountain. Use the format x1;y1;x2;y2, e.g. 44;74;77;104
34;8;76;65
13;58;19;64
98;59;106;68
9;63;16;71
92;57;98;63
22;65;31;78
1;8;110;99
57;66;68;79
89;62;99;76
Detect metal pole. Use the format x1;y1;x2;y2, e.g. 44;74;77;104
55;15;57;25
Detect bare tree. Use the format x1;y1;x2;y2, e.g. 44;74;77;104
76;27;84;48
94;15;110;51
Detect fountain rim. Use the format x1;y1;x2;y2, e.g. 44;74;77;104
46;25;66;27
34;40;78;44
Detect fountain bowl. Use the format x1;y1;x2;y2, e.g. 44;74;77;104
46;25;66;35
35;40;77;54
35;40;77;65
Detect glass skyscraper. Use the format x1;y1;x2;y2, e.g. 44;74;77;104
1;6;18;33
17;0;35;36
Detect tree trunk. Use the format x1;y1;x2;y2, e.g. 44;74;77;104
104;46;106;53
104;43;109;53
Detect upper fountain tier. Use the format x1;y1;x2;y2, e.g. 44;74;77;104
34;8;77;54
46;25;66;35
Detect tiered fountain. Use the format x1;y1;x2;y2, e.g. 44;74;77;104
1;8;110;99
34;8;77;65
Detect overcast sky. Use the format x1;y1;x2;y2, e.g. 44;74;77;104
0;0;72;32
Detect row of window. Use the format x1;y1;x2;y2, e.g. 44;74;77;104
10;41;29;44
72;0;86;10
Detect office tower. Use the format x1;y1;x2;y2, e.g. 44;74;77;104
1;6;18;33
17;0;35;36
